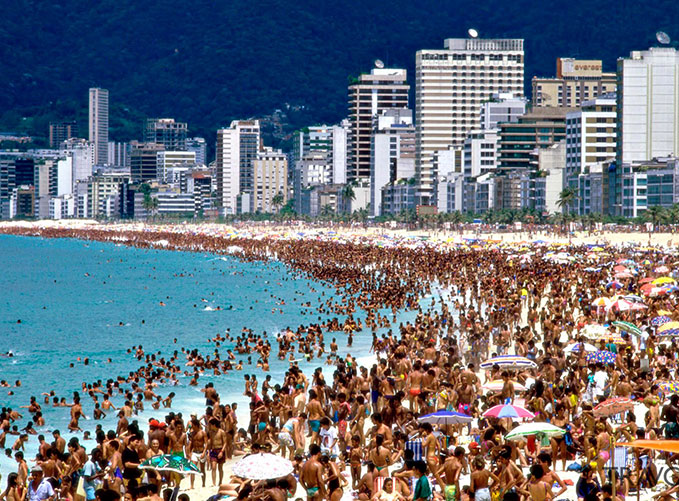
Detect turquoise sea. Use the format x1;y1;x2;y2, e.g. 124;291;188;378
0;235;381;477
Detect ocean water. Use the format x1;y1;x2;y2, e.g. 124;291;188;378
0;234;379;477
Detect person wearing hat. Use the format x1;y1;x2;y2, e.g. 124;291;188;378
27;465;54;501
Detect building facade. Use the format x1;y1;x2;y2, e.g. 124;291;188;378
252;149;288;213
532;58;616;108
348;68;409;182
131;142;164;183
49;121;79;148
88;88;109;166
144;118;188;151
415;37;524;204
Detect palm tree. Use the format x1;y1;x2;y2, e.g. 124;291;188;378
320;204;335;220
142;194;158;220
272;192;284;213
341;183;356;213
556;187;577;215
645;206;665;231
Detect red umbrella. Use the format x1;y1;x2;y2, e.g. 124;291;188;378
593;397;634;417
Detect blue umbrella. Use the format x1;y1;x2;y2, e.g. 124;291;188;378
418;410;473;425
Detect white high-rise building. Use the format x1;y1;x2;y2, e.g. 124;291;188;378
156;151;196;184
88;88;109;166
617;47;679;165
463;129;499;179
253;148;288;213
215;120;261;215
480;92;527;130
415;37;524;204
60;138;95;191
292;123;348;185
370;109;415;216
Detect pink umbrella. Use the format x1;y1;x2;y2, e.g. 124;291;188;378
607;298;638;311
483;404;534;419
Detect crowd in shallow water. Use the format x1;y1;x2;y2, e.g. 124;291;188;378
2;226;679;501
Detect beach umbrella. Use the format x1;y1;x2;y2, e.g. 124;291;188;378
591;297;611;308
619;439;679;454
606;281;624;290
612;321;642;337
479;355;537;370
140;455;202;476
659;321;679;333
586;350;616;365
232;453;293;480
505;422;565;440
655;266;670;274
657;328;679;338
481;379;527;392
564;342;598;354
483;404;534;419
660;382;679;394
418;410;473;425
593;397;634;418
639;277;655;285
653;277;676;286
621;294;644;303
615;272;634;279
581;323;609;338
652;315;672;326
613;265;630;273
596;333;625;344
606;298;637;311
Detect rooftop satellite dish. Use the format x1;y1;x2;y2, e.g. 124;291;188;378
374;59;385;69
657;31;671;45
468;28;479;38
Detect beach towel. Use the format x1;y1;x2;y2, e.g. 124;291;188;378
406;438;423;461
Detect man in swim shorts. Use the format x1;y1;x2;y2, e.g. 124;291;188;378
300;444;325;501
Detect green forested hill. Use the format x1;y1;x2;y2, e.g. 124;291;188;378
1;0;677;144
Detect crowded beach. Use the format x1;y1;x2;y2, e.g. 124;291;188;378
2;220;679;501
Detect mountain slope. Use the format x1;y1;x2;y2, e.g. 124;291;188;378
1;0;677;141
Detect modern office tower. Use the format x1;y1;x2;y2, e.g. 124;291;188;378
370;109;415;216
480;93;527;130
156;151;196;184
215;120;261;215
463;129;499;179
292;123;348;185
415;37;524;205
61;138;95;189
88;88;109;165
617;47;679;166
252;148;288;213
49;121;79;148
144;118;188;151
348;67;409;182
14;157;35;186
186;137;207;165
130;142;164;183
0;158;16;219
108;142;131;169
565;96;617;214
532;58;617;108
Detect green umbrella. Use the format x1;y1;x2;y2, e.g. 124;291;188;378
505;422;565;440
140;454;202;476
612;321;642;337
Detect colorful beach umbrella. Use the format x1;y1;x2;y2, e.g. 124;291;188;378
597;333;625;344
607;298;640;312
418;410;473;425
659;321;679;333
504;422;565;440
620;439;679;454
606;281;623;290
586;350;616;365
612;321;642;337
654;266;670;274
657;328;679;338
140;455;202;476
481;379;527;392
652;315;672;326
581;323;609;338
483;403;534;419
660;382;679;395
232;453;293;480
593;397;634;418
653;277;676;286
479;355;537;370
564;342;598;353
591;297;611;308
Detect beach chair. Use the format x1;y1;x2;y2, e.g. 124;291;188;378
406;438;423;461
605;446;629;476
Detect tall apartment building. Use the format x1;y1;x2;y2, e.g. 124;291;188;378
130;142;164;183
253;149;288;213
463;129;499;179
348;68;409;182
49;121;79;148
144;118;188;151
564;96;617;214
415;38;524;205
480;93;527;130
215;120;261;215
292;123;348;185
61;138;95;190
156;151;196;184
532;58;616;108
108;142;131;169
88;88;109;166
370;109;415;217
186;137;207;165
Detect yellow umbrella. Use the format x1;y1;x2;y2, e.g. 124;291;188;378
658;321;679;333
658;310;673;316
591;297;611;307
653;277;676;285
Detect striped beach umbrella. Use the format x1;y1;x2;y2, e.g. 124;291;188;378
483;404;535;419
505;422;565;440
660;382;679;394
658;328;679;338
612;321;642;337
659;321;679;333
479;355;538;370
591;297;611;308
606;281;624;290
482;379;527;392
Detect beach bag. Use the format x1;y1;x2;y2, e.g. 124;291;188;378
76;476;86;499
406;438;423;461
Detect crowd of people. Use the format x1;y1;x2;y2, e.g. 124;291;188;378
2;224;679;501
